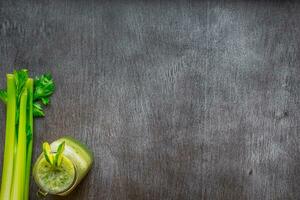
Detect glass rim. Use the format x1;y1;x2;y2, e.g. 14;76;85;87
33;154;78;195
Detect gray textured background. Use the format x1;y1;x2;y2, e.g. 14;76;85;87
0;0;300;200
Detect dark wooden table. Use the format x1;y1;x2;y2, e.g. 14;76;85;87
0;0;300;199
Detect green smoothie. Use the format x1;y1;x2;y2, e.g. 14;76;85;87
34;155;75;194
33;137;93;196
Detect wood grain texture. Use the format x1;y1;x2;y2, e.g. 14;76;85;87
0;0;300;199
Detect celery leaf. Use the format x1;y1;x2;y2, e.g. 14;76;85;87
0;89;7;103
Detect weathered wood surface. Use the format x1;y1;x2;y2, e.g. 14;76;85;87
0;0;300;199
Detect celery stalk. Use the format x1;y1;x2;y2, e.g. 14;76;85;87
11;88;28;200
24;79;33;200
0;70;55;200
0;75;16;200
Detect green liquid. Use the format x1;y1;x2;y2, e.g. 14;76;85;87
33;137;93;196
34;156;75;194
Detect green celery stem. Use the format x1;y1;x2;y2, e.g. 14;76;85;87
24;79;33;200
0;75;16;200
11;88;28;200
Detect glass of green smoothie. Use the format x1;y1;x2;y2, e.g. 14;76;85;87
33;136;93;197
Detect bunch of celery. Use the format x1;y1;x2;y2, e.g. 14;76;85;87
0;69;55;200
